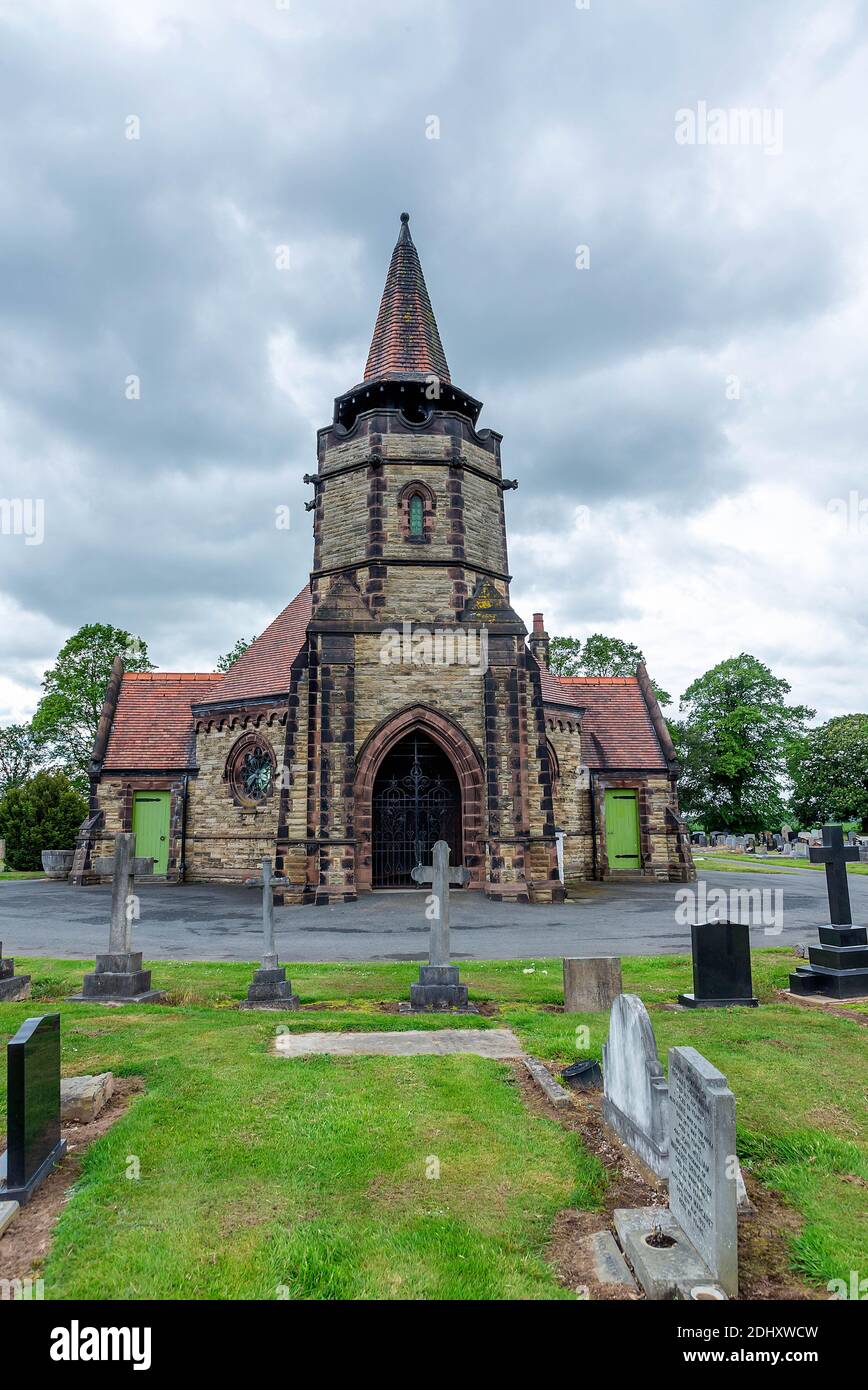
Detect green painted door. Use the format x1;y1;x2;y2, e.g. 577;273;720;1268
605;789;641;870
132;791;170;875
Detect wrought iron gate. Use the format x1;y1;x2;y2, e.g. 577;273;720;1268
372;734;461;888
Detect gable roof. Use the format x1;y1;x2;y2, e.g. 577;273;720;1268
102;673;224;770
363;213;451;384
100;588;311;771
539;670;669;771
199;587;311;705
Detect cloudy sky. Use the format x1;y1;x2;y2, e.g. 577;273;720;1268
1;0;867;724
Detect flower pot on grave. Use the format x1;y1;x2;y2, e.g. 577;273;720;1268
41;849;75;880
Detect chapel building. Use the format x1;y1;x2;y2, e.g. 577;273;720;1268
74;214;694;902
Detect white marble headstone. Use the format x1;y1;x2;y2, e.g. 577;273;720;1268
602;994;670;1177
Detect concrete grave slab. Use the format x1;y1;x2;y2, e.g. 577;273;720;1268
614;1206;711;1300
523;1056;572;1108
272;1028;524;1059
0;1199;19;1238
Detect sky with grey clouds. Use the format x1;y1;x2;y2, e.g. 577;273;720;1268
1;0;867;723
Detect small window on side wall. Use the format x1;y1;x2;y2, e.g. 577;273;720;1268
399;480;435;543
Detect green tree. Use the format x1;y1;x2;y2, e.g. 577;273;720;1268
0;722;46;792
31;624;154;790
672;653;814;832
790;714;868;832
215;636;257;672
548;636;583;676
0;770;88;871
548;633;671;707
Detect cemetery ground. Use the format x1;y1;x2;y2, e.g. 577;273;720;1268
1;948;866;1301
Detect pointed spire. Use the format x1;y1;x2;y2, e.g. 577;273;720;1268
363;213;451;384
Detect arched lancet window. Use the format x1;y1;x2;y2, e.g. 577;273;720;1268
408;493;424;536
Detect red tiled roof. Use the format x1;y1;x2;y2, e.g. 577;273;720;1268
540;670;668;771
101;589;311;769
103;673;223;769
202;587;311;704
363;213;451;383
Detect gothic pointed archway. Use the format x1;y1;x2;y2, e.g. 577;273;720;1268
355;705;484;893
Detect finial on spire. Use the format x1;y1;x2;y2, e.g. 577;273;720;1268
400;211;410;224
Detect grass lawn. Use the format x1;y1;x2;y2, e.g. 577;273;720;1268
693;853;868;876
1;950;866;1300
0;870;46;880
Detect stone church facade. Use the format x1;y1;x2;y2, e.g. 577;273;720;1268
74;215;694;902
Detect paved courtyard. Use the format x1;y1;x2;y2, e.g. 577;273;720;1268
1;866;859;961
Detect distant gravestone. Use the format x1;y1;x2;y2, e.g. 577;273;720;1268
408;841;471;1010
563;957;622;1012
241;858;299;1009
0;941;31;1003
678;921;758;1009
793;841;809;859
68;833;164;1004
0;1014;67;1205
668;1046;739;1298
602;995;670;1177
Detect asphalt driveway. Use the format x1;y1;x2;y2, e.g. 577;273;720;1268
1;866;857;962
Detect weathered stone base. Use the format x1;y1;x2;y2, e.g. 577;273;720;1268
614;1206;718;1301
678;992;758;1009
240;966;299;1010
408;964;468;1011
61;1073;114;1123
603;1097;669;1178
69;952;165;1005
483;883;530;903
0;974;31;1002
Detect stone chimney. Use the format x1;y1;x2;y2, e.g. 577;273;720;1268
529;612;550;670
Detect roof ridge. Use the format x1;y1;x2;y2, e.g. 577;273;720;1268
124;672;223;682
551;674;639;685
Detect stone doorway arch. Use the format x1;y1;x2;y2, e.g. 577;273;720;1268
355;704;485;893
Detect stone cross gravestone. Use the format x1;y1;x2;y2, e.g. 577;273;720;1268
241;858;299;1009
668;1046;739;1298
409;840;471;1010
678;920;758;1009
0;1014;67;1205
790;824;868;999
0;941;31;1003
602;994;670;1176
69;833;164;1004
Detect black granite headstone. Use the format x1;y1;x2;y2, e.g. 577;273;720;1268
678;920;758;1008
0;1014;67;1204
